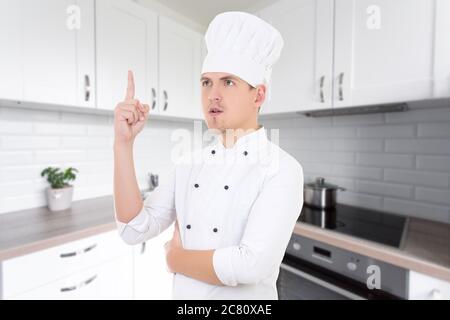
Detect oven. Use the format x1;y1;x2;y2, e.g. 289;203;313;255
276;233;409;300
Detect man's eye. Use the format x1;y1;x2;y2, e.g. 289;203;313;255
202;80;210;87
225;80;235;86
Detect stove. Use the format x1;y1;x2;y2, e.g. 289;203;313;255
298;203;408;248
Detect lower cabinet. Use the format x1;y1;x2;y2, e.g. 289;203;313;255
408;271;450;300
1;228;174;300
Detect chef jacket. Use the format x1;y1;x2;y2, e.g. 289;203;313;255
115;126;304;299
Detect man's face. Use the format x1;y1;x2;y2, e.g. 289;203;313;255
200;72;264;131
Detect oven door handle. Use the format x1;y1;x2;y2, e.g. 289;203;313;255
280;263;366;300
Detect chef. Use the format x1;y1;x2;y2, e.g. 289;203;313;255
113;11;304;300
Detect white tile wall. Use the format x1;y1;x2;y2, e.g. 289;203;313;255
1;102;450;225
0;105;196;214
262;104;450;224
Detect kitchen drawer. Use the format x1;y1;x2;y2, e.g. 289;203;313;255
408;271;450;300
2;230;131;299
7;252;134;300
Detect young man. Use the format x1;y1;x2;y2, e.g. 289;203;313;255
113;11;304;299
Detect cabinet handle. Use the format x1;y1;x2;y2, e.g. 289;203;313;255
59;243;97;258
151;88;156;110
140;241;146;254
60;274;97;293
84;74;91;102
163;90;168;111
338;72;344;101
319;75;325;103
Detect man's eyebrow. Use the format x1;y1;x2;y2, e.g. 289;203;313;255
200;76;240;82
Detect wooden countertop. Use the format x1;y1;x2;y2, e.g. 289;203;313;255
0;195;449;282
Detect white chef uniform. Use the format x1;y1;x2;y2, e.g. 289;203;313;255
115;126;304;299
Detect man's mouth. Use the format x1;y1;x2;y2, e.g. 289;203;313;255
208;107;224;116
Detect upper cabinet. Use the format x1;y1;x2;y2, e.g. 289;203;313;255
96;0;158;112
333;0;449;108
259;0;334;114
159;16;203;119
0;0;96;108
257;0;450;114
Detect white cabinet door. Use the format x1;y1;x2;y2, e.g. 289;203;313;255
408;271;450;300
159;16;203;120
96;0;158;112
258;0;334;114
21;0;95;108
333;0;437;108
134;225;174;300
0;0;23;101
433;0;450;98
10;253;134;300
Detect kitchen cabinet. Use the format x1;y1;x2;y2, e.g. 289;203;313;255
96;0;158;112
258;0;334;114
159;16;203;119
1;230;133;300
0;0;95;108
134;225;174;300
257;0;450;114
333;0;447;108
408;270;450;300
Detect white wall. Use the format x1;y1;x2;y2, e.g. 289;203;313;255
262;102;450;224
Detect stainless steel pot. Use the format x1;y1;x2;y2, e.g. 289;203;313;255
304;177;345;209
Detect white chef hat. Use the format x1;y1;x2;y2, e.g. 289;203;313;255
201;11;284;101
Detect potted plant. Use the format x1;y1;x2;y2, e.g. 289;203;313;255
41;167;78;211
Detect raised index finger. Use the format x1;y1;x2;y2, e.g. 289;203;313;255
125;70;135;100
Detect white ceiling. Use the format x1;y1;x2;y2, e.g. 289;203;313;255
153;0;277;27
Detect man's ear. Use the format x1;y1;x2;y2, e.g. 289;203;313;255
254;84;266;105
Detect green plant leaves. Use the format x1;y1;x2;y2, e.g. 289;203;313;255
41;167;78;189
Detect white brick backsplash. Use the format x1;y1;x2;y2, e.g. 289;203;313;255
357;125;415;138
34;122;87;135
418;123;450;138
415;187;450;206
0;120;33;134
355;180;413;199
356;153;415;168
384;169;449;188
333;139;384;152
383;198;449;223
385;139;450;155
1;136;60;150
332;113;384;126
0;151;34;166
331;165;383;180
338;191;383;210
416;155;450;172
1;105;450;224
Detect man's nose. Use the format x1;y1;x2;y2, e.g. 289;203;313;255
208;85;222;102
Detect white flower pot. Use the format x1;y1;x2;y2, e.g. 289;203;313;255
46;186;74;211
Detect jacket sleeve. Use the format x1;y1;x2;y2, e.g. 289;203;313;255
114;169;176;245
212;160;304;286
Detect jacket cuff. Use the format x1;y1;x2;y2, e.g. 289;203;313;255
115;207;150;234
213;247;238;287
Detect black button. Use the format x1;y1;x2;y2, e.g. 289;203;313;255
243;151;248;156
186;224;191;229
213;228;218;233
224;185;229;190
211;150;216;155
194;183;199;188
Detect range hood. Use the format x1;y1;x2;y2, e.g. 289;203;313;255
300;102;409;117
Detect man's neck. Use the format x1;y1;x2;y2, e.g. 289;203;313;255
220;124;262;149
